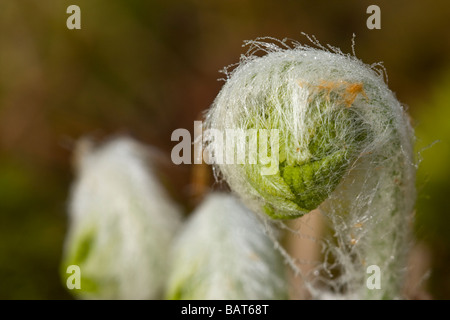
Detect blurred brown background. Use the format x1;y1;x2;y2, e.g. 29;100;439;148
0;0;449;299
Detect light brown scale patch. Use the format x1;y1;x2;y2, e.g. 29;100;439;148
353;222;363;229
298;79;368;107
350;232;359;245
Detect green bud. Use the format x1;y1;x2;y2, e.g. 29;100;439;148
204;39;416;299
61;137;182;299
165;192;289;300
205;46;387;220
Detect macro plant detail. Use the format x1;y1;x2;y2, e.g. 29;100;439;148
61;137;182;299
165;192;288;300
204;38;416;299
60;37;417;301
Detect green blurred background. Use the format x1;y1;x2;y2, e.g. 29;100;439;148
0;0;449;299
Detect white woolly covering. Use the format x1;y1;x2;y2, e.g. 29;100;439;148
165;192;288;299
62;136;182;299
204;38;416;299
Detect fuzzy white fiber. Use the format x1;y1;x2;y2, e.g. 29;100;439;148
61;136;183;299
204;38;416;299
165;192;289;300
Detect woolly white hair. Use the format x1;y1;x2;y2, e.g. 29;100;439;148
165;192;288;300
204;37;416;299
62;136;183;299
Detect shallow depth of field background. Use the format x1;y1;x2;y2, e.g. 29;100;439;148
0;0;449;299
